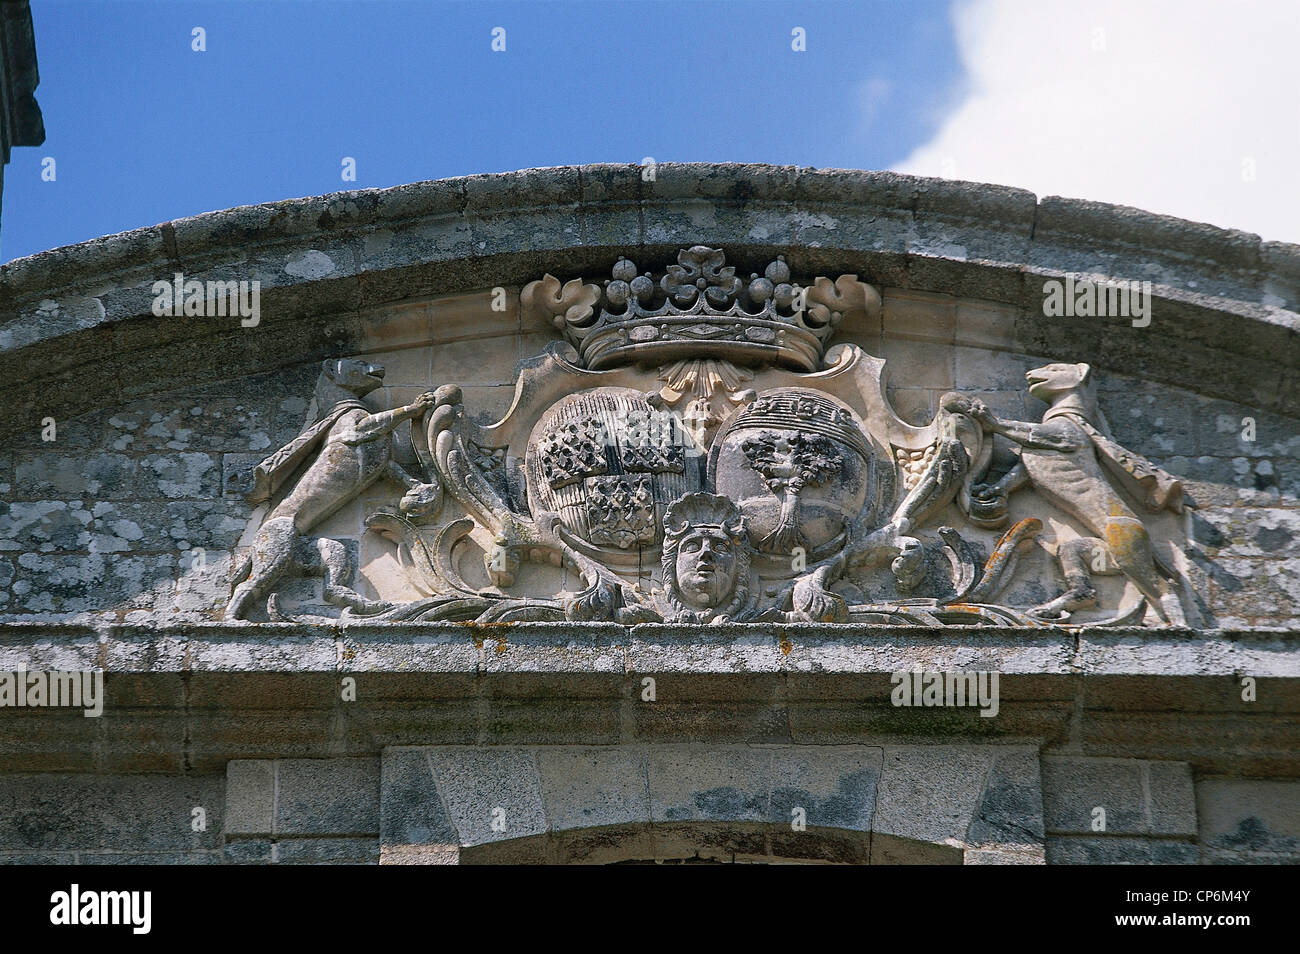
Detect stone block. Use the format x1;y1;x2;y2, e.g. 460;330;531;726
1041;756;1146;835
224;760;274;835
877;337;955;391
1046;835;1199;864
536;746;650;833
1198;508;1300;559
79;850;223;865
768;745;880;834
274;758;380;837
479;699;622;746
275;837;379;864
13;452;135;499
881;292;958;344
874;745;993;847
1209;557;1300;623
223;838;274;864
0;774;223;851
648;747;770;824
380;748;457;847
8;551;177;616
1196;779;1300;856
967;746;1046;845
953;300;1019;351
1042;757;1197;837
354;300;436;355
954;346;1033;391
426;747;547;846
630;699;789;746
1147;761;1197;836
135;451;221;499
102;398;279;454
221;453;262;498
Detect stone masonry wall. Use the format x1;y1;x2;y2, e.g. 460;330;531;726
2;753;1295;864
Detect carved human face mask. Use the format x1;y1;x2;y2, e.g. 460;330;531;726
674;529;738;610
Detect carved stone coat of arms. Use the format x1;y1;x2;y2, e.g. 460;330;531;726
225;246;1194;628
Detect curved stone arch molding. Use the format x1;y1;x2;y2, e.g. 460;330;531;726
1;163;1297;440
379;743;1046;865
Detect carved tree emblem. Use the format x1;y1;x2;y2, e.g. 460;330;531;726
740;430;843;552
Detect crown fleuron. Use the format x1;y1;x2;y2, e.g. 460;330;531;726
521;246;881;372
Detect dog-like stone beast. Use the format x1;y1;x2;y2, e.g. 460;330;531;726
966;362;1187;624
225;359;441;621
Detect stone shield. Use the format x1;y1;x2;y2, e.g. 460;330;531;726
709;388;878;560
524;388;706;561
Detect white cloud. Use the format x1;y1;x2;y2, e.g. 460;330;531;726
892;0;1300;243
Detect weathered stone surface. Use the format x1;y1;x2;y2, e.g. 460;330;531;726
648;747;771;824
1196;779;1300;860
873;745;994;856
1147;761;1198;836
967;746;1045;846
272;837;379;865
0;774;223;851
79;850;223;865
379;748;457;847
535;746;649;839
1042;757;1197;837
425;747;547;847
274;758;380;836
376;743;1036;863
224;760;274;835
1045;835;1200;865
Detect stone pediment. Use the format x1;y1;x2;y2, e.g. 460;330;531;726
212;246;1201;629
0;165;1296;640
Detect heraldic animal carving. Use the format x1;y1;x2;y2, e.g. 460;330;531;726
967;362;1186;624
224;359;442;620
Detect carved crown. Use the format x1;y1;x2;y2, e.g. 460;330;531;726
521;246;881;372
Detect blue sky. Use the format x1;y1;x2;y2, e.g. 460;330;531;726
9;0;1299;262
2;0;963;262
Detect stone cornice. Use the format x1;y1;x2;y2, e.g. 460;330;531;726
0;164;1297;439
0;622;1295;777
2;621;1296;678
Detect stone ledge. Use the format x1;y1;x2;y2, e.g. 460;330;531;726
0;621;1296;678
